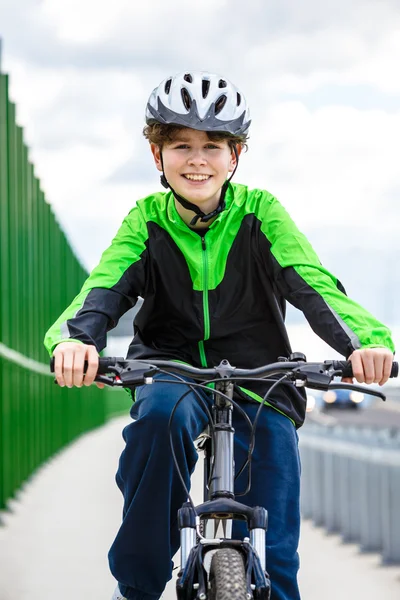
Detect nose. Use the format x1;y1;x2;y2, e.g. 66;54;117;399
187;148;207;166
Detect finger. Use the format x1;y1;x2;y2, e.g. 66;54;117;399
95;382;105;389
350;351;364;383
53;351;65;387
380;353;393;386
72;349;85;388
63;349;75;387
372;353;384;384
361;351;375;385
83;346;100;387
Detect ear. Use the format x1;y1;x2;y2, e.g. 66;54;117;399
229;144;242;171
150;143;163;172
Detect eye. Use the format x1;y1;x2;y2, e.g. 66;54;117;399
174;144;189;149
205;144;220;149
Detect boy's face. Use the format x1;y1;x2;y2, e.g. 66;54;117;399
150;128;239;213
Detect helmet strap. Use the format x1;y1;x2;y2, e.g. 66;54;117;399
160;145;239;227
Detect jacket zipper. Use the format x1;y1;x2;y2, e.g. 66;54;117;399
198;236;210;367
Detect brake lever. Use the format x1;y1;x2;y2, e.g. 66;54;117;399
53;374;118;386
94;375;119;386
293;364;387;401
328;381;386;401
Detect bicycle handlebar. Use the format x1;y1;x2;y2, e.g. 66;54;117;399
94;356;398;379
50;355;398;399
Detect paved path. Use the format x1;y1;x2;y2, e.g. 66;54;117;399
0;417;399;600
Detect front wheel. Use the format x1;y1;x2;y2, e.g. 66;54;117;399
209;548;247;600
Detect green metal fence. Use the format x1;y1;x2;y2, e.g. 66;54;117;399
0;67;130;511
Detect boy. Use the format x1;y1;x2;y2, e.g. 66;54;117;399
44;71;394;600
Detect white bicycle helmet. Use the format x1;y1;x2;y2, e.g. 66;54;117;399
146;71;251;136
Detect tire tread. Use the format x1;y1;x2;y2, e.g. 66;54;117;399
209;548;247;600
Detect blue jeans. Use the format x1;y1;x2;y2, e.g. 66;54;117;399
108;375;301;600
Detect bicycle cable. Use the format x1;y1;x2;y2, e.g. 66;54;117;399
155;371;216;515
154;371;293;503
158;374;250;542
158;375;258;494
234;374;291;496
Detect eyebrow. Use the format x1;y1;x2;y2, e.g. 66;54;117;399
172;137;219;143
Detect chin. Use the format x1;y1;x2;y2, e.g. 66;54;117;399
177;183;221;203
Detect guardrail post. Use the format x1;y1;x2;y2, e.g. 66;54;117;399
310;444;325;526
300;444;313;519
381;457;400;563
322;448;339;533
359;456;382;552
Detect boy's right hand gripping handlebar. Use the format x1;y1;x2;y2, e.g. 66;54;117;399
332;360;398;379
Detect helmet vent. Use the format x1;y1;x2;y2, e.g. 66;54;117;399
215;95;227;115
164;79;172;94
183;73;193;83
202;79;210;98
218;79;227;88
236;92;241;106
181;88;192;111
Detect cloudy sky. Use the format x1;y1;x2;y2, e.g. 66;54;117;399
1;0;400;327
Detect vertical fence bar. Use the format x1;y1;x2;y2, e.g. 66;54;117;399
0;72;10;509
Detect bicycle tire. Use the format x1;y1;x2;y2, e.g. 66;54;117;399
209;548;247;600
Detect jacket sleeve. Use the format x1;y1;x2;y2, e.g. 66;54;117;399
258;192;395;358
43;207;148;357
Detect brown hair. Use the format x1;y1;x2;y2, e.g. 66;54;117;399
143;123;248;152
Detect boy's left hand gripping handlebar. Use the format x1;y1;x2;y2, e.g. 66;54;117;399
50;356;125;375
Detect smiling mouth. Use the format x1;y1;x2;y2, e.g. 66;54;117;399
182;174;212;181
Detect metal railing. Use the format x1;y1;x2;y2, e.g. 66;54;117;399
299;422;400;564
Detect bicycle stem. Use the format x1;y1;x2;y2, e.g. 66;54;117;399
209;382;235;499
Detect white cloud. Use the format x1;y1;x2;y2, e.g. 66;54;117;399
249;27;400;96
39;0;125;44
239;101;400;230
37;0;229;56
45;0;226;26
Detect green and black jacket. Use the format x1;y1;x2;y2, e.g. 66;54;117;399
44;183;395;427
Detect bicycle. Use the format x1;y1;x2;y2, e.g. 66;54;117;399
51;353;398;600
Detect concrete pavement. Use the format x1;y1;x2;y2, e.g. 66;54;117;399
0;417;399;600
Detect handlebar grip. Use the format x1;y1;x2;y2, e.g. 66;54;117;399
333;360;398;379
50;356;125;375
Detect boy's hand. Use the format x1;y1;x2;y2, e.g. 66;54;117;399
342;347;394;386
52;342;105;389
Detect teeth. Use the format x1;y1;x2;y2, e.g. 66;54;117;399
184;174;210;181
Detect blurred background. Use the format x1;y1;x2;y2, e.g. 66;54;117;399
1;1;400;598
